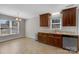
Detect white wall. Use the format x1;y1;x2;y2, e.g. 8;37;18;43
77;8;79;35
25;16;40;40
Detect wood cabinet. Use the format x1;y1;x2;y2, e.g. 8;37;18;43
53;37;62;48
40;13;51;27
38;32;62;48
38;33;48;44
62;7;76;26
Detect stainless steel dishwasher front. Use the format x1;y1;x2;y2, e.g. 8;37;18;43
63;36;78;51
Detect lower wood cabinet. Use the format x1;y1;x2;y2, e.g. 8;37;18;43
38;32;62;48
53;37;62;48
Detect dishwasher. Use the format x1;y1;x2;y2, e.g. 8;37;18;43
63;35;78;52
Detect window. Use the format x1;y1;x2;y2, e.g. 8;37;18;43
0;19;19;36
50;12;61;30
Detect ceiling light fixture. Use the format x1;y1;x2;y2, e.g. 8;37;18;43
16;12;22;22
16;17;21;21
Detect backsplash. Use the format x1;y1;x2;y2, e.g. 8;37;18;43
61;26;77;33
40;26;77;33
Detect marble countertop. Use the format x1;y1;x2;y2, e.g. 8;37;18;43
39;30;78;36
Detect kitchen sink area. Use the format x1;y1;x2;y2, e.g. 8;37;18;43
37;7;79;52
39;24;78;52
38;30;78;52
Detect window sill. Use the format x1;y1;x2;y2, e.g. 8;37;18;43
0;33;19;37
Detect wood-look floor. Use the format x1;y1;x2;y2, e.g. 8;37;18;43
0;37;78;54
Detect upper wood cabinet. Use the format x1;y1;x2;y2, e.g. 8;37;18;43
40;13;51;27
62;7;76;26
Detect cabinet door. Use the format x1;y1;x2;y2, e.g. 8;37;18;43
40;13;51;27
38;33;48;44
69;8;76;26
53;38;62;48
38;34;45;43
38;35;43;42
62;7;76;26
47;34;54;45
62;10;69;26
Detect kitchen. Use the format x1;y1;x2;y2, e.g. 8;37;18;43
0;4;79;54
0;0;79;59
37;6;79;52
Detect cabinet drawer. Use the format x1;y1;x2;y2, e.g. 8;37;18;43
53;38;62;48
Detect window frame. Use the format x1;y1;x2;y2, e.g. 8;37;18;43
0;19;20;36
50;13;62;30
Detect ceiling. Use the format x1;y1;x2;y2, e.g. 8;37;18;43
0;4;78;19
